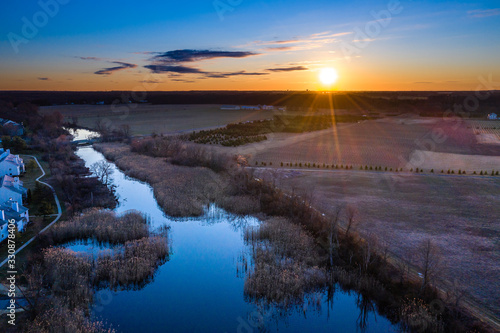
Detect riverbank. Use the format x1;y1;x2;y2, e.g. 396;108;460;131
94;140;492;332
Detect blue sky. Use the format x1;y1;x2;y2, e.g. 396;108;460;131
1;0;499;90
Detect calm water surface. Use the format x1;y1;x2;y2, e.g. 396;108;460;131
70;129;397;333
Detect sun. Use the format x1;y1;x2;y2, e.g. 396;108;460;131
319;67;339;86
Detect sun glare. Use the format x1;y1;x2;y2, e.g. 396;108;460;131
319;68;339;86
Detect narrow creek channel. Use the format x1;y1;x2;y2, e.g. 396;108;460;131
69;128;398;333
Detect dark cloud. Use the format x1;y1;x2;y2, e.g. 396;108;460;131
204;71;269;78
144;65;205;74
266;66;308;72
144;64;268;79
95;62;137;75
37;77;50;81
150;49;258;64
144;49;265;80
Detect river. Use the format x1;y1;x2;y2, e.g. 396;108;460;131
69;128;397;333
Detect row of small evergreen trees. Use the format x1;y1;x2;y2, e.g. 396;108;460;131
254;161;499;176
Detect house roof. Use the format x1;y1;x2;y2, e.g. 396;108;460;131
0;176;27;195
0;201;28;219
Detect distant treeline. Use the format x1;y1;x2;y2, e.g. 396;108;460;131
0;90;499;115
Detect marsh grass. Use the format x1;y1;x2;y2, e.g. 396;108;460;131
94;143;228;216
244;218;327;307
25;301;116;333
50;209;149;244
21;209;169;332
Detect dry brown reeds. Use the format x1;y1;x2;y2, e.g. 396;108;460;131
50;209;149;244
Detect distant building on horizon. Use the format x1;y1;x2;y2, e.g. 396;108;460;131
220;105;241;110
241;106;261;110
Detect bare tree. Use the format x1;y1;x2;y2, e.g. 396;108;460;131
325;206;342;266
345;205;358;238
361;233;378;273
90;160;114;187
417;239;441;292
18;262;48;319
119;124;131;140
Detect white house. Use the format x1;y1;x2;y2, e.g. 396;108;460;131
0;176;27;204
488;113;498;120
0;203;29;243
0;200;29;233
0;219;8;243
0;149;25;176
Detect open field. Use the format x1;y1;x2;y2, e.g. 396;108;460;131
218;116;500;173
40;104;274;135
469;120;500;145
254;167;500;320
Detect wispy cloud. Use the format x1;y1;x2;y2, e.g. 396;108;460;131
247;31;353;52
37;77;50;81
266;66;309;72
468;8;500;18
139;79;164;84
95;61;137;75
77;56;103;61
265;46;298;52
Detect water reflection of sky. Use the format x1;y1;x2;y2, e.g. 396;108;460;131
72;130;397;333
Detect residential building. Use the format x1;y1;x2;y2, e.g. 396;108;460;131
220;105;241;110
0;118;24;136
0;148;25;176
0;175;27;204
0;200;29;233
241;106;261;110
0;219;8;243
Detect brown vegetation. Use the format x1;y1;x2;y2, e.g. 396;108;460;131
18;209;169;332
95;140;491;332
50;209;149;244
244;218;327;307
